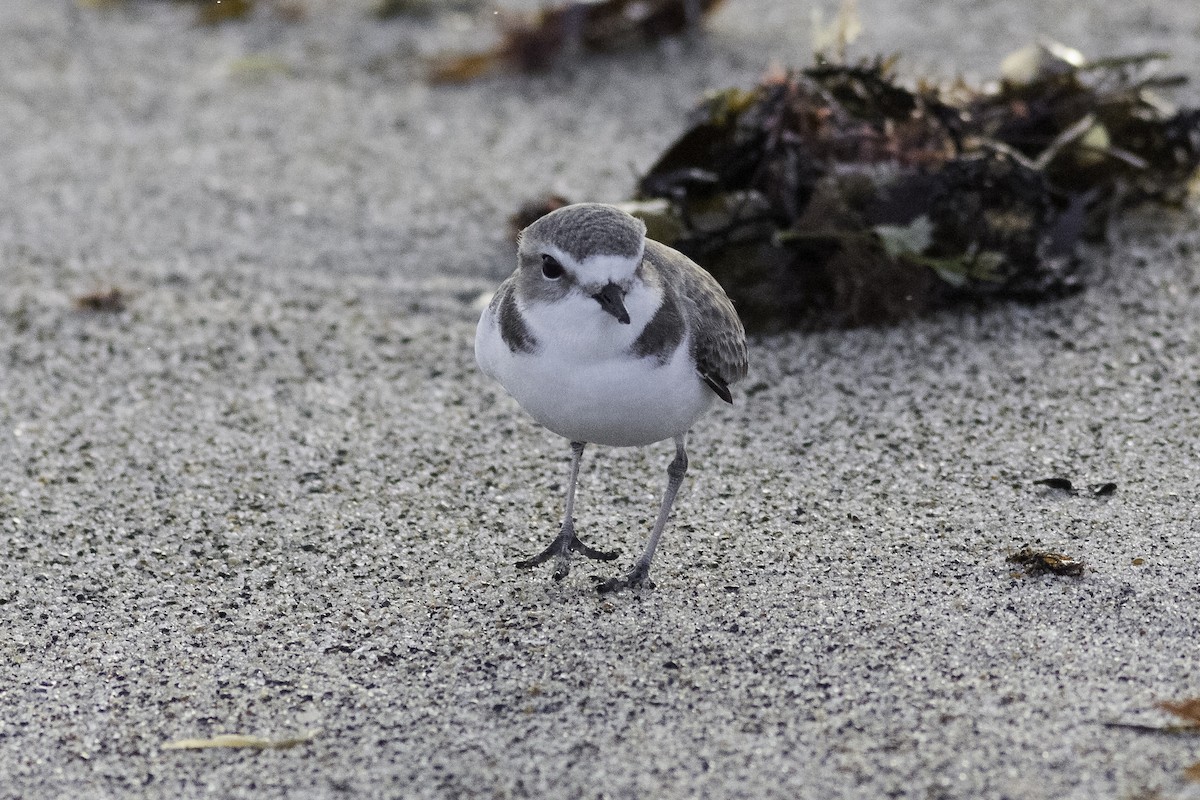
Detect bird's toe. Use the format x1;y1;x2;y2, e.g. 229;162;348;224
595;566;654;594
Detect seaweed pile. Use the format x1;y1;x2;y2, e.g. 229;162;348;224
568;43;1200;330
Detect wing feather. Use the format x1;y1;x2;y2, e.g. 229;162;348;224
643;240;748;403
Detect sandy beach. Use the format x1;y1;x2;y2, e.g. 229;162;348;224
1;1;1199;797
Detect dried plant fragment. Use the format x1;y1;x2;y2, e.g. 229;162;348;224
80;0;304;24
431;0;727;83
193;0;306;24
73;288;128;313
1007;547;1085;577
163;730;319;750
810;0;861;62
1103;698;1200;742
374;0;482;18
195;0;255;25
1124;791;1164;800
1158;699;1200;726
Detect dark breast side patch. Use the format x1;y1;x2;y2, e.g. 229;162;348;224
494;282;539;354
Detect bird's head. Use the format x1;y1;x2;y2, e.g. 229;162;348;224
515;203;648;325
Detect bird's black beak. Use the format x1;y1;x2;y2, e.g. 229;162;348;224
592;282;630;324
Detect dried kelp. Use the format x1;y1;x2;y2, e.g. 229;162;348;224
431;0;727;83
614;44;1200;330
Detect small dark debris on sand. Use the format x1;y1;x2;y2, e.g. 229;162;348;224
1007;546;1086;577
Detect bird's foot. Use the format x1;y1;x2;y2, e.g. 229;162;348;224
595;562;654;594
516;522;617;581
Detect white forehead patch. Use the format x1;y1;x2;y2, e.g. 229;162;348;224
563;243;646;289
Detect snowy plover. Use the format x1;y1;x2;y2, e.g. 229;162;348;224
475;203;748;591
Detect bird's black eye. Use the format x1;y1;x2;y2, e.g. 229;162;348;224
541;254;564;280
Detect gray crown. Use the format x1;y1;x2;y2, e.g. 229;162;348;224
521;203;646;262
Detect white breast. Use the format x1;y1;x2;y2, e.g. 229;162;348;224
475;285;714;447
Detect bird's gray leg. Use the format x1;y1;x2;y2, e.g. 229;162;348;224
516;441;618;580
598;434;688;593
